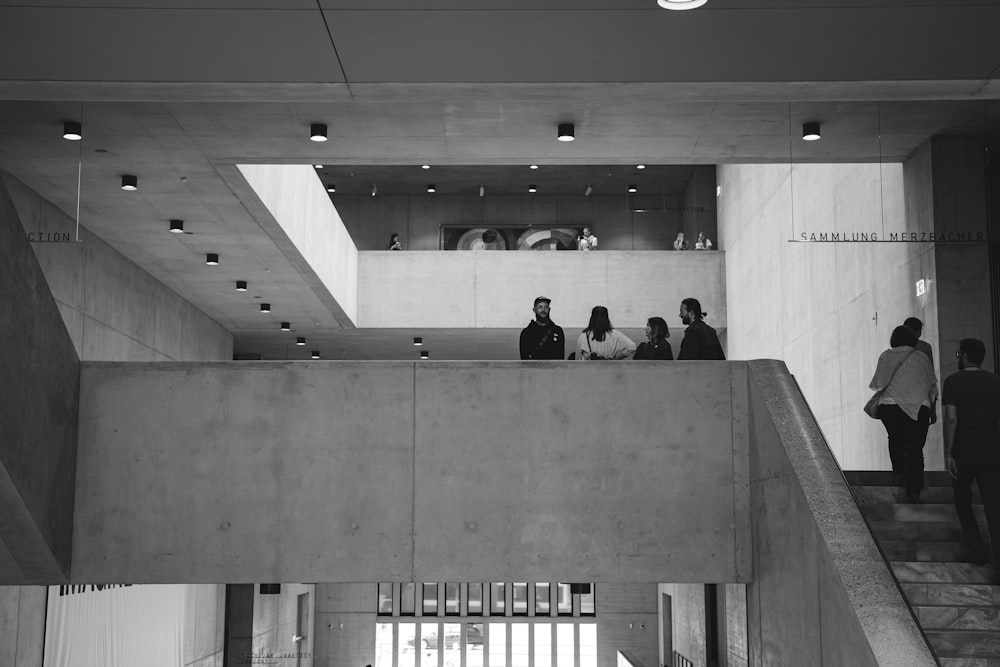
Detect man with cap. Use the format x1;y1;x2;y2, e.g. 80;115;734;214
520;296;565;360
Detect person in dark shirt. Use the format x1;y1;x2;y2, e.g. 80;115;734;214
904;317;934;366
519;296;565;360
634;316;673;360
944;338;1000;570
677;298;725;360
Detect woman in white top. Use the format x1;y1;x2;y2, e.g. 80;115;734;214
869;325;938;503
576;306;636;360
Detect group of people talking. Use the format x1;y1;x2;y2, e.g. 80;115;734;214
519;296;725;362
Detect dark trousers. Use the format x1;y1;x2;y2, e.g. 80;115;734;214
953;449;1000;563
879;404;930;496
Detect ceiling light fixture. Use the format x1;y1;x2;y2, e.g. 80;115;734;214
528;184;537;193
529;164;539;170
636;164;646;170
260;303;271;313
62;121;82;141
420;351;429;359
421;164;431;170
479;185;485;197
311;351;320;359
296;337;306;346
310;123;328;142
426;184;436;193
557;123;575;142
371;184;377;197
802;122;821;141
236;280;247;291
413;337;423;346
327;184;336;193
585;185;593;196
206;253;219;266
314;164;323;169
169;219;184;233
628;184;638;193
656;0;709;10
280;322;291;331
120;174;138;191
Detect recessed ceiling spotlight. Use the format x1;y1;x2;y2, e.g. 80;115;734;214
310;123;328;142
656;0;709;9
426;184;436;193
260;303;271;313
326;184;336;193
169;219;184;233
371;184;377;197
311;350;320;359
280;322;291;331
479;185;485;197
62;121;82;141
557;123;575;142
236;280;248;291
627;184;638;193
313;164;323;169
420;350;430;359
120;174;138;191
636;164;646;170
421;164;431;170
528;184;537;193
296;336;306;346
585;185;593;196
413;337;423;346
802;121;821;141
206;253;219;266
529;164;539;170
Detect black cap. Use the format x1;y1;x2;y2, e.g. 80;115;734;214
534;296;551;307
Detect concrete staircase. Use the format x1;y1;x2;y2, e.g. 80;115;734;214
847;471;1000;666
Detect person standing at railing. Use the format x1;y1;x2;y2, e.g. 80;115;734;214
633;316;673;360
519;296;565;360
576;306;636;360
677;298;725;360
577;226;598;251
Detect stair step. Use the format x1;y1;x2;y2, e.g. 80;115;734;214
846;470;955;487
853;485;981;506
940;658;1000;667
861;503;988;524
917;606;1000;631
902;583;1000;607
881;541;984;562
870;521;982;543
893;561;998;585
928;630;1000;658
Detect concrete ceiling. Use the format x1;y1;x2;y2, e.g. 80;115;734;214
0;1;999;360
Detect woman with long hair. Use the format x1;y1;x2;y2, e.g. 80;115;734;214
869;325;938;503
576;305;636;360
633;316;673;360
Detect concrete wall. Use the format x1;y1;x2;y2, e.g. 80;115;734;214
0;173;79;586
717;162;940;471
332;166;717;252
4;173;232;362
313;583;375;667
183;584;225;667
252;583;316;666
357;250;726;331
73;361;750;584
597;584;658;667
237;164;359;328
1;170;230;666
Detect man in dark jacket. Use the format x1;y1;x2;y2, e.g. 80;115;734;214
677;297;726;360
519;296;565;360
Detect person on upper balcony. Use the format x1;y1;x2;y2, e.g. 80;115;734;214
695;232;713;250
577;226;598;251
673;232;689;251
